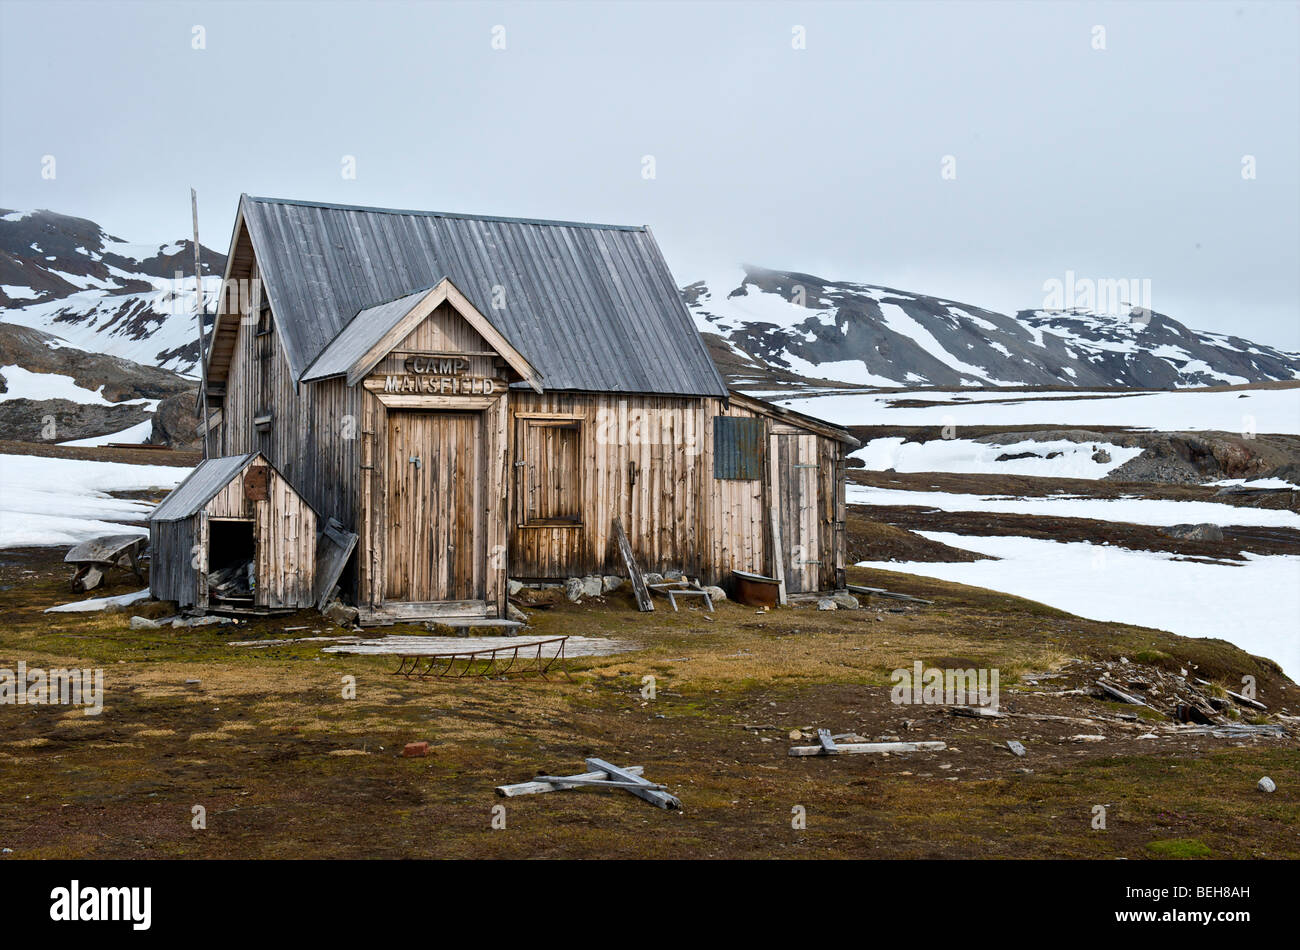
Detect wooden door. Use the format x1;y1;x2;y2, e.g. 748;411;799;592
776;432;822;593
385;412;483;602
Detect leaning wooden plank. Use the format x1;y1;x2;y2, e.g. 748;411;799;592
846;584;933;605
496;766;644;798
1096;679;1155;708
613;519;654;612
314;518;359;610
789;740;947;757
767;436;787;605
1223;687;1267;711
585;757;681;810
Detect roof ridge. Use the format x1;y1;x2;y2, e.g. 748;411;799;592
242;194;646;233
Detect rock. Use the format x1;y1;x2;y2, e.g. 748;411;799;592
662;569;683;581
564;577;585;602
402;741;430;758
505;602;530;624
816;598;837;611
1006;740;1027;757
1258;776;1277;793
643;572;664;587
580;575;603;598
703;585;726;603
129;615;160;629
74;566;104;592
601;575;624;594
324;601;360;626
1161;523;1224;542
1091;448;1112;464
172;615;227;628
507;579;524;597
829;591;860;610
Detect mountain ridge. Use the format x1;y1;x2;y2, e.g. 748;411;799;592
4;209;1297;392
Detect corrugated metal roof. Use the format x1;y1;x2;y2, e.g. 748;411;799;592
241;196;728;397
149;454;254;522
300;284;439;382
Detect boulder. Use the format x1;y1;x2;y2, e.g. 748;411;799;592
601;575;624;594
1091;448;1112;464
506;602;530;624
643;572;664;587
507;579;524;597
581;575;604;598
703;585;727;603
324;601;360;627
816;598;837;611
129;615;160;629
829;591;860;610
1258;776;1277;793
564;577;585;602
1161;523;1224;542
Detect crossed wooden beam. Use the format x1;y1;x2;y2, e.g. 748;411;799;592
496;757;682;810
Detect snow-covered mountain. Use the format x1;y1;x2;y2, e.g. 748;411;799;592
0;209;225;376
685;265;1300;390
5;209;1298;392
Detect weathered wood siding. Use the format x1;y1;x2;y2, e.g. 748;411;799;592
220;265;363;540
506;393;847;590
202;458;317;609
149;519;196;606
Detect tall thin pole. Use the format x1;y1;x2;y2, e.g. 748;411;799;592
191;188;209;460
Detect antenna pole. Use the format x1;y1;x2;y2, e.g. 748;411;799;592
191;188;210;460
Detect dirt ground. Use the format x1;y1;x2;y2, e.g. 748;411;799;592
1;544;1295;860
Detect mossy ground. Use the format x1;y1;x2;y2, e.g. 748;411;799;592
1;546;1295;859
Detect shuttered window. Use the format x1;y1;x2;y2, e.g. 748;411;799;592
518;419;582;525
713;416;765;480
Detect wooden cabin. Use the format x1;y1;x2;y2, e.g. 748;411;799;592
149;452;319;611
193;195;858;623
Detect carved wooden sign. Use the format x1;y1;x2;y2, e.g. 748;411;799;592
381;375;499;395
404;355;469;375
244;465;270;501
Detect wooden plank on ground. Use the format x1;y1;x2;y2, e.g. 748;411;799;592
496;766;645;798
789;740;947;757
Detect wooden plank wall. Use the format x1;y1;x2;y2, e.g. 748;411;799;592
148;519;196;606
203;459;317;608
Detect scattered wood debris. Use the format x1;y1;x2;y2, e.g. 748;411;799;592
496;758;681;810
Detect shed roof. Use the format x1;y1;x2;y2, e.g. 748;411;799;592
239;195;729;397
149;453;255;522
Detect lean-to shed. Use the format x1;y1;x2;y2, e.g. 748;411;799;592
149;452;318;611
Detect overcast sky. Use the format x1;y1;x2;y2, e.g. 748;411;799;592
2;0;1297;348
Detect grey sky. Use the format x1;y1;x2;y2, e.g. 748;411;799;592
3;0;1297;348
